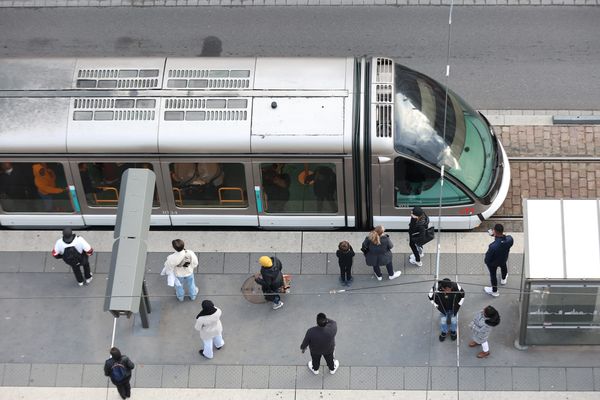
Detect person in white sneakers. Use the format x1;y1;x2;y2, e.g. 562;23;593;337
301;313;339;375
361;225;402;281
52;228;94;286
194;300;224;359
163;239;199;302
408;207;430;267
484;224;514;297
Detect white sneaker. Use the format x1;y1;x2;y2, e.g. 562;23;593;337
417;246;424;257
389;271;402;280
272;301;284;310
375;275;383;281
85;275;93;284
484;287;499;297
409;258;423;267
500;275;508;285
77;282;84;287
330;359;339;374
308;360;319;375
409;254;415;262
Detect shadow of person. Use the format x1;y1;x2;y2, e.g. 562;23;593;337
200;36;223;57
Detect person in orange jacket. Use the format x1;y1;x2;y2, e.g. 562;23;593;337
32;163;65;211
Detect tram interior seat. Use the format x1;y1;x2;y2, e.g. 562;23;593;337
218;187;245;205
93;186;119;205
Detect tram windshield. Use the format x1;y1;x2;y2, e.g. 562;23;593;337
393;64;496;198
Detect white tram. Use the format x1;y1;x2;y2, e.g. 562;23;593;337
0;57;509;230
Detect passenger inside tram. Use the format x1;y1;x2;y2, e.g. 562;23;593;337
32;162;67;211
0;162;36;212
261;163;291;213
170;163;226;205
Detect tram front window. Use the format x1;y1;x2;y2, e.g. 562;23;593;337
393;64;496;198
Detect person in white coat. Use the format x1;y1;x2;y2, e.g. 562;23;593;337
194;300;224;359
469;305;500;358
163;239;199;302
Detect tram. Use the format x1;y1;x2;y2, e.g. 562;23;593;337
0;57;509;230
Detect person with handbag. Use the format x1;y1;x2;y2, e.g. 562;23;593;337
361;225;402;281
408;206;430;267
163;239;199;302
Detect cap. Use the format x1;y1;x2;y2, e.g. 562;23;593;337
259;256;273;268
412;206;424;217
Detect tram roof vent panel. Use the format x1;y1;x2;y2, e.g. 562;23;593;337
0;58;77;90
374;57;394;84
67;97;160;153
253;57;350;90
163;58;255;90
73;58;165;90
158;97;251;153
370;58;395;155
0;98;70;152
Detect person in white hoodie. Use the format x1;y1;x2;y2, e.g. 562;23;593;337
163;239;199;302
194;300;224;359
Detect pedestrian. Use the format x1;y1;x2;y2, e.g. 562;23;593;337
484;223;514;297
51;228;94;286
301;313;339;375
255;255;284;310
408;206;430;267
162;239;199;302
428;278;465;342
103;347;135;399
361;225;402;281
469;305;501;358
336;240;355;286
194;300;224;359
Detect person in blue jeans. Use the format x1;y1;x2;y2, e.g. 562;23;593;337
163;239;199;302
428;278;465;342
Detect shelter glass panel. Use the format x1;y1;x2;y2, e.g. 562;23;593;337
260;163;338;213
169;162;248;208
0;161;73;212
78;162;159;208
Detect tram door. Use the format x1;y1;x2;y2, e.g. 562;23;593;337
252;159;346;228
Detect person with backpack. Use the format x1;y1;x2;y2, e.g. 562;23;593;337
163;239;199;302
408;206;431;267
103;347;135;399
428;278;465;342
469;306;501;358
51;228;94;286
484;223;514;297
255;255;284;310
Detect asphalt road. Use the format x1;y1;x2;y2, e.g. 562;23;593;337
0;6;598;110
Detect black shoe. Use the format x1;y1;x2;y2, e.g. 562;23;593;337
199;349;208;358
439;333;447;342
450;331;457;341
339;277;346;285
216;345;223;350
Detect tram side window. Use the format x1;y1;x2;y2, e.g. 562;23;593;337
260;163;338;214
0;162;73;213
169;162;248;208
79;163;160;208
394;158;470;207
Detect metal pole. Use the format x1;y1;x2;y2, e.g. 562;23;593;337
142;280;151;314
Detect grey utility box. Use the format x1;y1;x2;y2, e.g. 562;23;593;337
104;169;155;317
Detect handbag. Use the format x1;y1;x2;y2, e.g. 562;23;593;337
423;227;435;244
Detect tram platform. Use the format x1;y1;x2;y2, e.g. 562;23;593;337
0;230;599;397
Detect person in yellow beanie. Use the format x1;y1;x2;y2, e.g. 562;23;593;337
255;255;284;310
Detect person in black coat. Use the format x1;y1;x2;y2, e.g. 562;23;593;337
408;206;429;267
103;347;135;399
301;313;339;375
336;241;355;286
255;255;284;310
428;278;465;342
484;223;514;297
361;225;401;281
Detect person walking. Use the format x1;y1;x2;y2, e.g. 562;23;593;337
408;206;430;267
469;306;501;358
255;255;284;310
428;278;465;342
361;225;401;281
51;228;94;286
301;313;339;375
162;239;199;302
104;347;135;399
336;240;355;286
484;224;514;297
194;300;224;359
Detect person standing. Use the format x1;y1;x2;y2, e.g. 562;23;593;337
408;206;429;267
301;313;339;375
361;225;402;281
469;306;501;358
194;300;224;359
484;224;514;297
255;255;284;309
336;241;355;286
428;278;465;342
51;228;94;286
104;347;135;399
163;239;199;302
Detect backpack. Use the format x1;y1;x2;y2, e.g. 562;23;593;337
62;245;83;268
176;250;192;269
110;361;127;383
